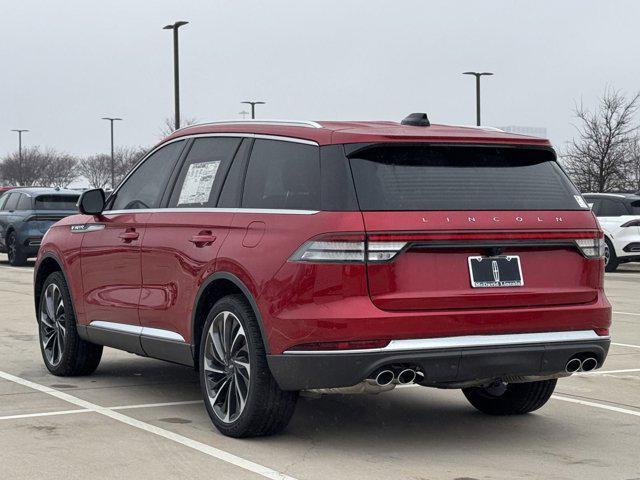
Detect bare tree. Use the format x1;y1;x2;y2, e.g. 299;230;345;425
158;116;199;138
627;136;640;193
0;147;47;186
41;149;78;188
78;154;112;189
78;146;149;189
563;88;640;192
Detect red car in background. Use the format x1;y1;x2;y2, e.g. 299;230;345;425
33;115;611;438
0;186;17;194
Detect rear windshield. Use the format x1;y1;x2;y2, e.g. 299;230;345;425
348;145;582;211
35;195;79;210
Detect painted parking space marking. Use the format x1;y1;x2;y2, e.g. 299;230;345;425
613;311;640;317
612;342;640;349
552;395;640;417
0;399;204;421
0;370;299;480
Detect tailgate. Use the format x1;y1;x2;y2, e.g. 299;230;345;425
363;211;603;312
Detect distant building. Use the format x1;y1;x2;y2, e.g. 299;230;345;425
497;126;548;138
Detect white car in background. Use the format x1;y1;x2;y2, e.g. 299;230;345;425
583;193;640;271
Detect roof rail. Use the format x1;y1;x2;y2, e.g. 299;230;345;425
175;119;323;132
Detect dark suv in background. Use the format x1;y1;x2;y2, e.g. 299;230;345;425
0;188;79;265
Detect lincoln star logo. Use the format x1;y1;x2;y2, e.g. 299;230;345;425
492;260;500;282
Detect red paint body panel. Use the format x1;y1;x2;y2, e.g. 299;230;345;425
139;211;234;341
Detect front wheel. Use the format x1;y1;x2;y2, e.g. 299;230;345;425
199;294;298;438
462;379;557;415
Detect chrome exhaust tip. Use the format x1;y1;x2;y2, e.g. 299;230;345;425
565;358;582;373
581;357;598;372
374;370;395;386
397;368;417;385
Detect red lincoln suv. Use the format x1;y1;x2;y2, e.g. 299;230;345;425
34;115;611;437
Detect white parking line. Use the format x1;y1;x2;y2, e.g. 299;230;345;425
0;408;90;421
0;399;204;421
552;395;640;417
612;342;640;349
574;368;640;376
0;370;299;480
613;311;640;317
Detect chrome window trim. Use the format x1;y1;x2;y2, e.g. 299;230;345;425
283;330;607;355
102;207;319;215
108;132;319;208
89;321;186;343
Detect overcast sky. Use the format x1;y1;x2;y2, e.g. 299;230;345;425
2;0;640;158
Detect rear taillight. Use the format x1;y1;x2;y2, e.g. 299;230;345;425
575;238;605;258
290;232;605;263
289;234;406;263
289;235;366;263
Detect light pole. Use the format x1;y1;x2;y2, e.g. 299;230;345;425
11;129;29;185
101;117;122;188
238;110;250;119
163;21;189;130
462;71;493;126
241;101;266;119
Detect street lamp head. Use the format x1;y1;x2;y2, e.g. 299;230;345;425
101;117;123;121
463;71;494;77
11;129;29;133
241;101;266;105
164;21;189;30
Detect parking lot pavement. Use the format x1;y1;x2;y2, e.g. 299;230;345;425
1;254;639;480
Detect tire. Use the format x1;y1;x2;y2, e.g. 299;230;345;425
604;238;619;272
7;231;27;266
38;271;103;376
462;379;557;415
199;294;298;438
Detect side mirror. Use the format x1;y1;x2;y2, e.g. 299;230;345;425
78;188;106;215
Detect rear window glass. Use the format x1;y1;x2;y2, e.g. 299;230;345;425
348;145;582;211
35;195;79;210
631;200;640;215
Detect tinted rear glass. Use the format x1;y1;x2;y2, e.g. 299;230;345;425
35;195;79;210
348;145;582;211
631;200;640;215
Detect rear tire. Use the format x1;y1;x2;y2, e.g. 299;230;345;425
38;272;103;376
462;379;557;415
604;238;619;272
199;294;298;438
7;231;27;266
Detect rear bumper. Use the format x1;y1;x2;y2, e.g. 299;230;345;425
267;330;610;390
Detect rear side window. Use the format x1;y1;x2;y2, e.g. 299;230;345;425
169;137;241;208
598;199;629;217
111;141;185;210
0;194;7;210
17;194;32;210
628;200;640;215
242;140;320;210
4;193;19;211
35;195;78;210
348;145;582;211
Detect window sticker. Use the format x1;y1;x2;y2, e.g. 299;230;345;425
178;161;220;205
574;195;589;209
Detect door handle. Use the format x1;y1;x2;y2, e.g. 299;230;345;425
118;230;139;241
189;231;216;247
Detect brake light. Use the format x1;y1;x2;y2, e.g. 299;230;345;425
621;219;640;227
288;234;407;263
574;238;605;258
